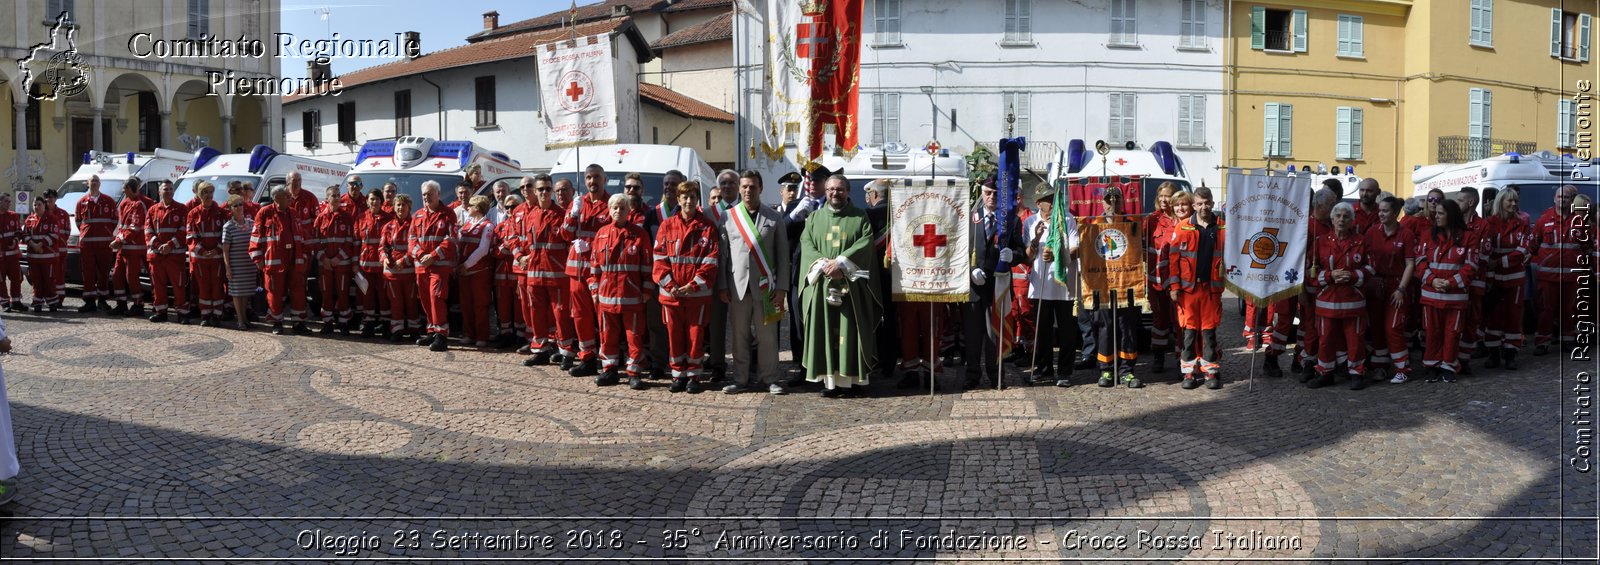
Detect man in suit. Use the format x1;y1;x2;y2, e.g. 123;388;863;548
780;170;824;385
965;179;1027;390
720;170;792;394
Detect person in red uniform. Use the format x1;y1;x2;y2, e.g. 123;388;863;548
381;195;419;341
250;188;299;334
1305;201;1375;389
1261;186;1335;378
1352;179;1382;235
1418;199;1476;383
562;164;613;376
1454;187;1491;373
1482;188;1531;370
1403;190;1444;349
491;194;525;347
1143;181;1180;373
1294;184;1340;376
0;193;22;312
1163;189;1226;390
1531;184;1593;355
75;174;118;312
654;181;720;391
109;177;152;316
355;190;393;337
380;183;398;215
1363;196;1418;383
22;191;67;312
339;176;369;215
456;196;496;347
314;185;357;334
410;180;458;352
185;181;229;327
143;182;189;322
519;176;571;366
589;194;655;388
280;172;321;333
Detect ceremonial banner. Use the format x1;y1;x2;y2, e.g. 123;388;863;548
1077;218;1148;311
763;0;864;160
538;35;618;150
1063;177;1143;219
1222;169;1312;305
988;137;1025;356
889;179;970;302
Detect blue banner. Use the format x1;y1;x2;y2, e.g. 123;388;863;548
995;137;1026;272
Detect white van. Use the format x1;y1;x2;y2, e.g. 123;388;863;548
1412;151;1600;220
1280;164;1366;202
815;143;969;208
549;143;717;208
54;148;192;282
176;145;351;205
1047;139;1194;212
347;137;523;206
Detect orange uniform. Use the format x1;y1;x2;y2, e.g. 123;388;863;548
1162;217;1225;377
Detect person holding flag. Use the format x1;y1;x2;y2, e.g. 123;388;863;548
718;171;791;394
964;177;1026;391
1030;185;1081;387
1083;186;1142;388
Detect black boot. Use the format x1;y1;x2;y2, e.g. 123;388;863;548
1304;371;1334;389
1348;372;1368;391
1181;376;1201;390
109;302;128;316
1484;348;1501;369
1503;348;1519;370
1152;352;1167;373
1262;355;1284;378
429;335;449;352
569;358;599;377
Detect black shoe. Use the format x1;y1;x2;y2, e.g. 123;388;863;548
1305;373;1334;389
1441;370;1458;383
128;304;145;317
1484;348;1501;368
48;304;58;312
319;322;335;335
199;318;216;328
1152;353;1167;373
1349;373;1368;391
77;302;96;313
525;352;552;366
31;303;41;313
1424;367;1444;383
149;312;168;323
569;359;599;377
1458;360;1472;375
668;377;688;393
429;335;449;351
820;386;843;398
1504;349;1518;370
292;323;311;335
98;299;112;312
1123;374;1142;389
686;379;704;394
629;374;647;390
273;323;287;335
1097;371;1115;387
1055;377;1073;387
561;355;577;372
1298;365;1317;383
415;334;435;346
1205;375;1223;390
517;345;533;355
360;324;376;338
387;330;403;343
1263;356;1284;378
1472;345;1489;359
176;314;189;325
595;370;620;386
1289;359;1304;374
1181;377;1202;390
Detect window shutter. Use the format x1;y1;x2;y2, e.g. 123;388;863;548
1178;96;1192;147
1351;108;1363;160
1482;89;1492;139
1192;95;1205;147
1292;10;1308;52
1337;17;1348;54
888;0;901;43
1193;1;1205;40
1482;0;1492;43
1336;107;1351;159
1468;89;1484;139
1560;99;1574;147
1263;103;1278;155
888;94;901;143
1122;0;1133;42
1180;1;1192;42
1125;94;1137;144
302;111;315;148
1020;0;1032;37
1251;6;1266;50
1352;16;1363;56
1110;0;1122;43
871;94;884;145
1553;8;1563;57
1017;93;1031;138
1279;104;1293;156
1581;14;1591;61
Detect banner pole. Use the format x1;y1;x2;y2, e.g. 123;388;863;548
997;277;1005;391
1111;288;1119;383
929;302;936;397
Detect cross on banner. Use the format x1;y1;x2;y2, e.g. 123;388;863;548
912;223;948;257
565;82;585;102
796;18;829;59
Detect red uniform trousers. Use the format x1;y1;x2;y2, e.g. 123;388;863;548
384;272;419;333
191;257;225;317
495;270;520;337
524;283;562;351
417;269;452;337
1484;284;1525;350
26;254;56;306
1537;280;1581;345
1149;289;1176;352
663;298;712;379
1315;314;1368;377
357;269;387;320
1264;298;1298;358
898;302;946;372
319;263;352;323
149;255;188;314
51;256;65;304
80;245;114;302
112;251;146;304
1366;282;1412;376
458;267;493;343
1297;296;1319;368
1461;287;1485;366
598;308;647;376
1008;268;1035;350
567;277;599;360
263;261;311;323
0;256;21;307
1424;307;1467;373
1242;301;1269;343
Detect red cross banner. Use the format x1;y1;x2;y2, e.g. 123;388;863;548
762;0;864;161
888;178;970;302
538;34;618;150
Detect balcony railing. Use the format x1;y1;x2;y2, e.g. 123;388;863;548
1437;135;1537;163
977;140;1059;173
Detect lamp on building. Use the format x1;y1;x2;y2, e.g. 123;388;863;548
920;86;936;142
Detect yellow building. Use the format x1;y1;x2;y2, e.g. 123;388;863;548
1228;0;1596;197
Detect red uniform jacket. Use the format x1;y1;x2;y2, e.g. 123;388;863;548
457;216;493;276
1400;214;1431;240
1143;212;1177;288
144;202;189;262
523;206;569;285
0;210;22;259
115;196;152;254
356;208;395;272
75;192;118;248
408;205;458;273
1362;222;1417;293
1303;217;1333;294
1484;214;1531;288
1417;232;1477;309
339;191;369;215
588;222;654;313
563;192;612;277
249;204;299;273
494;207;525;279
1161;217;1226;295
287;188;321;260
1354;205;1380;236
185;202;228;262
1311;230;1373;318
1532;208;1594;282
1463;215;1492;293
380;218;413;276
24;208;70;260
315;207;356;267
652;211;720;304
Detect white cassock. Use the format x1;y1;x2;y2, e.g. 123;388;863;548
0;315;16;480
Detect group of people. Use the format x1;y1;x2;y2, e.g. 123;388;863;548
0;163;1592;397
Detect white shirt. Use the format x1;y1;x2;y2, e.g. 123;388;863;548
1025;211;1081;301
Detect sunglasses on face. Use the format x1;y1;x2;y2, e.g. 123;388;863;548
537;187;553;192
624;184;643;190
1426;197;1440;203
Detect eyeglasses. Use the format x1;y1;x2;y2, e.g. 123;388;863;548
519;184;532;189
537;187;553;192
1426;196;1440;203
624;184;643;190
348;181;363;187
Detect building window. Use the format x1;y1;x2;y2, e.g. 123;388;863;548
1003;0;1031;44
1336;107;1363;160
241;0;261;39
1109;0;1136;46
19;86;41;151
1177;94;1205;149
1470;0;1493;47
336;102;356;143
475;76;497;127
1179;0;1205;49
705;130;712;150
1107;93;1137;145
302;110;321;149
1252;6;1306;53
45;0;73;23
138;91;159;152
874;0;901;45
652;127;659;145
871;93;901;145
394;90;412;137
1263;102;1292;157
1002;92;1031;138
1560;99;1578;149
1468;88;1492;160
1336;15;1363;57
1552;9;1591;61
187;0;209;39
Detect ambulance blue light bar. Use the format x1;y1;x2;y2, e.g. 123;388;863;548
192;147;222;171
355;140;398;165
428;141;473;169
247;145;279;173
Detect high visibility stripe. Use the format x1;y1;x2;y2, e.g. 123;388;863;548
1544;242;1582;249
655;255;717;265
1420;289;1468;302
1315;299;1366;310
527;242;568;250
1535;265;1586;274
597;296;641;306
527;270;566;278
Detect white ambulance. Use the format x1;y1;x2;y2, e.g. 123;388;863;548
1412;151;1600;220
54;148;192;282
176;145;351;205
1047;139;1194;213
815;142;970;208
549;143;717;208
348;137;523;206
1281;164;1366;202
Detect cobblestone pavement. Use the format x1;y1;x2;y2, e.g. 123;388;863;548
0;292;1595;562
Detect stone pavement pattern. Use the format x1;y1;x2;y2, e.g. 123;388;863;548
0;298;1595;561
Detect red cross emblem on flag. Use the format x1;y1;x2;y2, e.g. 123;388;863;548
565;81;585;102
796;16;830;59
912;223;948;258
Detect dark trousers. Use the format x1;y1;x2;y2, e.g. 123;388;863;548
1032;299;1079;374
1179;328;1220;376
1093;306;1139;374
964;283;1002;378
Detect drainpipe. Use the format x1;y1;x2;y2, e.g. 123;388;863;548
421;76;445;137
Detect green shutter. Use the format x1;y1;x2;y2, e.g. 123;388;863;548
1279;104;1293;156
1351;108;1363;160
1553;8;1563;57
1251;6;1265;50
1581;14;1591;61
1292;9;1308;52
1264;103;1278;155
1336;107;1351;159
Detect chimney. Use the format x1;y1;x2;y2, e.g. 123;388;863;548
483;11;499;31
403;31;421;59
306;60;332;83
612;4;631;17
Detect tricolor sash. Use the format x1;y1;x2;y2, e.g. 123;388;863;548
730;204;783;324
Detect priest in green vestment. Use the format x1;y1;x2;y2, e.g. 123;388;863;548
797;174;883;396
